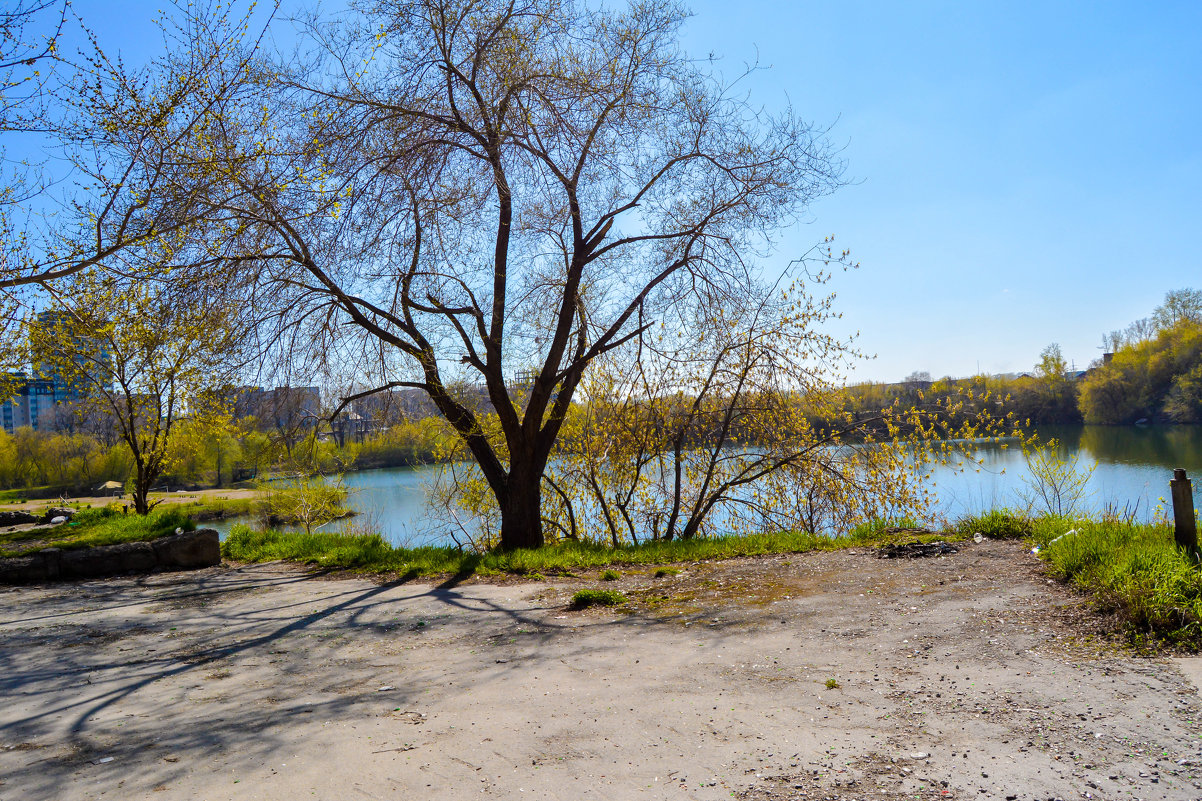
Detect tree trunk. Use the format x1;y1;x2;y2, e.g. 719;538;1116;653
133;467;152;515
498;465;545;551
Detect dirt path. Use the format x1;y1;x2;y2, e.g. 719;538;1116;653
0;487;257;512
2;540;1200;800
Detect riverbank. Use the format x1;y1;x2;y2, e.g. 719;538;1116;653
3;539;1200;800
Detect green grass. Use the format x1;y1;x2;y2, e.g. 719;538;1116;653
955;509;1033;539
1030;515;1202;647
220;525;894;578
571;589;627;608
180;497;256;520
600;569;620;581
0;507;196;558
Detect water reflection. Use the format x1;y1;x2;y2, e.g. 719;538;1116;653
931;425;1202;521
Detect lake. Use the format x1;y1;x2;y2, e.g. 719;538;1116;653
212;425;1202;546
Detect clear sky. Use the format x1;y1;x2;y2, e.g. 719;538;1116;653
60;0;1202;382
679;0;1202;381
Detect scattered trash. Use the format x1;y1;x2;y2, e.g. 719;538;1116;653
91;757;114;765
910;752;930;760
377;685;395;691
1049;529;1077;545
877;541;958;559
50;516;67;525
973;533;984;544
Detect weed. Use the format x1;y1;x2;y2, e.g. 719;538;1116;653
654;567;680;578
600;569;620;581
824;678;840;690
1033;517;1202;647
572;589;627;608
955;509;1032;540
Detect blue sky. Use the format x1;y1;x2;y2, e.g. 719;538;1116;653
62;0;1202;382
680;1;1202;381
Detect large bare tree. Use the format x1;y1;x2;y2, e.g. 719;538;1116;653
62;0;845;549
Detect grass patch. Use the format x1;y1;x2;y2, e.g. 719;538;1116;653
654;566;680;577
220;526;875;578
955;509;1033;540
220;520;970;580
600;569;620;581
1031;516;1202;647
0;507;196;558
571;589;627;608
181;497;256;520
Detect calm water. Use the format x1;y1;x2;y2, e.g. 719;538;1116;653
212;425;1202;546
931;425;1202;521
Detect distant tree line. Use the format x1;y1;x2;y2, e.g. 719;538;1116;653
856;289;1202;429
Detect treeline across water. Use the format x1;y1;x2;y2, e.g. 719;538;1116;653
849;290;1202;428
4;292;1199;498
0;417;462;497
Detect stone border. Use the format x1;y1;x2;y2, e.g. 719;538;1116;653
0;528;220;584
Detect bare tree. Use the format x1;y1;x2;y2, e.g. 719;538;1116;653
55;0;845;549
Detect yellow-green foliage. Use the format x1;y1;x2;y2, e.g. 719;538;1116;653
352;418;460;468
259;474;349;534
1079;320;1202;424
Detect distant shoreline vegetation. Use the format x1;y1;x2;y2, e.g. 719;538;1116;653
0;293;1197;498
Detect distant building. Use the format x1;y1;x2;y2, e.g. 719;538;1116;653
1;311;114;434
231;385;322;432
1;373;56;433
31;310;112;402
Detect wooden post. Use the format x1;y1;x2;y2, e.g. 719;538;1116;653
1170;468;1198;553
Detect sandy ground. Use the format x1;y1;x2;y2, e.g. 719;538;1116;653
0;488;257;512
2;540;1202;801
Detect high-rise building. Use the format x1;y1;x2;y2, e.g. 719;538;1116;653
0;373;57;433
0;311;114;434
31;310;112;403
